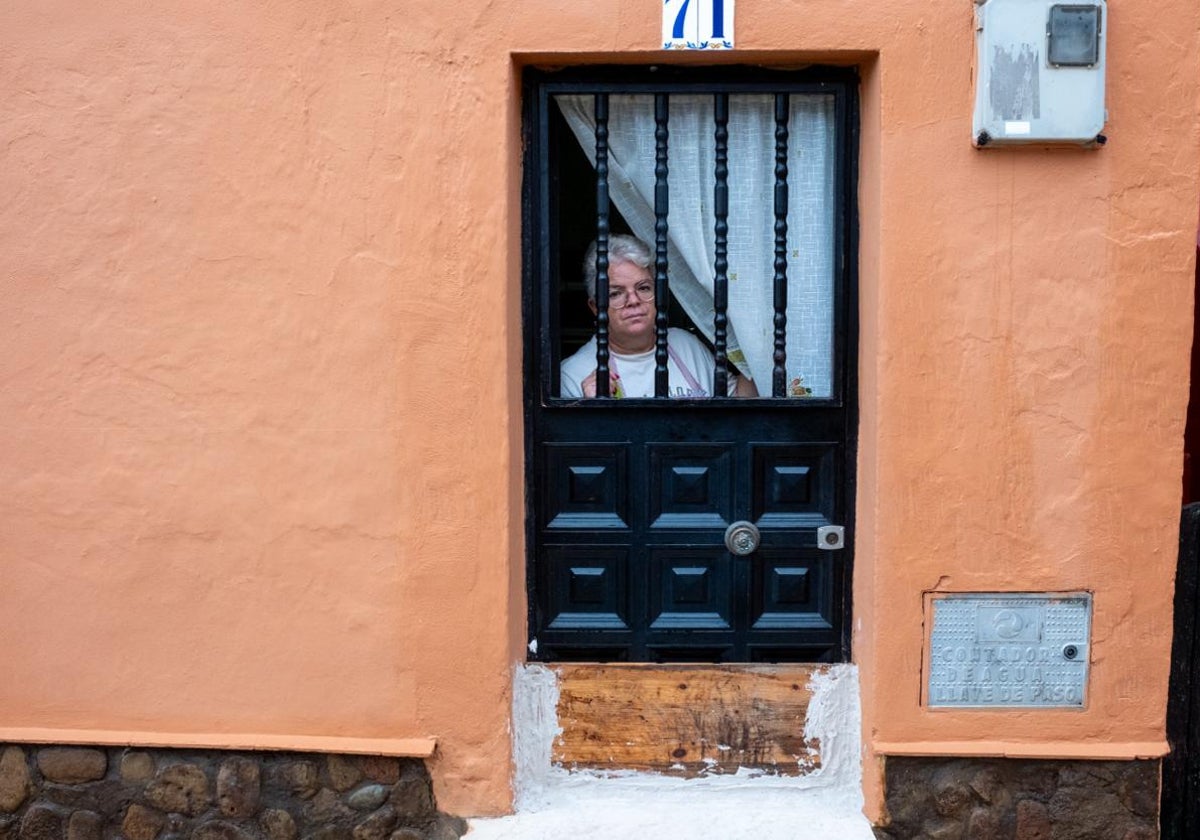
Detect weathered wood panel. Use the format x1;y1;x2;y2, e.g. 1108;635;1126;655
553;664;823;777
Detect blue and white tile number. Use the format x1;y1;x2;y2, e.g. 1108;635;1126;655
663;0;734;50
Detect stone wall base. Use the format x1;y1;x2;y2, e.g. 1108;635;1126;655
0;744;465;840
874;757;1159;840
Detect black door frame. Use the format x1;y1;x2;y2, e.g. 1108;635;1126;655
1163;502;1200;838
520;64;861;663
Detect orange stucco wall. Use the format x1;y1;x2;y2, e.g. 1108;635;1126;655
2;0;1198;821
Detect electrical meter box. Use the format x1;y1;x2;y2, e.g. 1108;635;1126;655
972;0;1107;147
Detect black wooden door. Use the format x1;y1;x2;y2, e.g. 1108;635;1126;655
1163;503;1200;838
523;67;858;664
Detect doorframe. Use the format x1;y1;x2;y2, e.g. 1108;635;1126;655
518;63;862;663
1163;241;1200;837
1163;502;1200;838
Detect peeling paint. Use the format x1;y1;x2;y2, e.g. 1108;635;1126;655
510;664;562;808
989;43;1041;120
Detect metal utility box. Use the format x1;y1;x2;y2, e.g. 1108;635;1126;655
972;0;1107;146
925;592;1092;708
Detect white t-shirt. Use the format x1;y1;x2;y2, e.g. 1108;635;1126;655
560;328;737;398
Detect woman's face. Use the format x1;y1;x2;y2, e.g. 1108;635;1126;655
589;259;657;353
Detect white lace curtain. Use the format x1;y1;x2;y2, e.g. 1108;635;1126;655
556;93;837;397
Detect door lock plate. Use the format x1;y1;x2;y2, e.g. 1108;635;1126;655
817;525;845;550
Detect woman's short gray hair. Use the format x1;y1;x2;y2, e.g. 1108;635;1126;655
582;234;652;300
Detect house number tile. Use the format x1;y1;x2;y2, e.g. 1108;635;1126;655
663;0;734;50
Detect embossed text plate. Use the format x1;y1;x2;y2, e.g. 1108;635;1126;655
925;592;1091;709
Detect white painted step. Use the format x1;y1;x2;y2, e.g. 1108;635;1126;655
467;785;875;839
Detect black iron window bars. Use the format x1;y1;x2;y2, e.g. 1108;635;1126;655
588;91;796;399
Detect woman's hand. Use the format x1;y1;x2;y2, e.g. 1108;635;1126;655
581;369;621;398
734;375;759;397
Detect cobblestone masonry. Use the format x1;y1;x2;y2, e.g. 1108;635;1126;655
873;757;1159;840
0;746;465;840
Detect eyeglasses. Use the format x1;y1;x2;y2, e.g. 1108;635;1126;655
606;282;656;306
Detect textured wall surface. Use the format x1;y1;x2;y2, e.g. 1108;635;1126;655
1;0;1198;821
875;757;1159;840
0;745;465;840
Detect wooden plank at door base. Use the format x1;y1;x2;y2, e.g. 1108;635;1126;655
553;664;823;777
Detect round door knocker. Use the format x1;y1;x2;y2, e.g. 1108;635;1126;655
724;520;761;556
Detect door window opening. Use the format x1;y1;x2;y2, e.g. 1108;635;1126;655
548;86;841;401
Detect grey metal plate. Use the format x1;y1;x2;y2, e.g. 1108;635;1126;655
927;593;1091;708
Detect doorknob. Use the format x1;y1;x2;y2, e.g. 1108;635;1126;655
724;521;761;556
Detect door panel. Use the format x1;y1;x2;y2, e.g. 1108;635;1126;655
543;444;629;530
543;545;629;631
752;444;837;526
649;445;733;528
751;551;834;631
532;409;847;661
648;547;733;630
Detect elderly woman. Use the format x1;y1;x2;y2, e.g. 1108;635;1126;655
561;234;758;398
